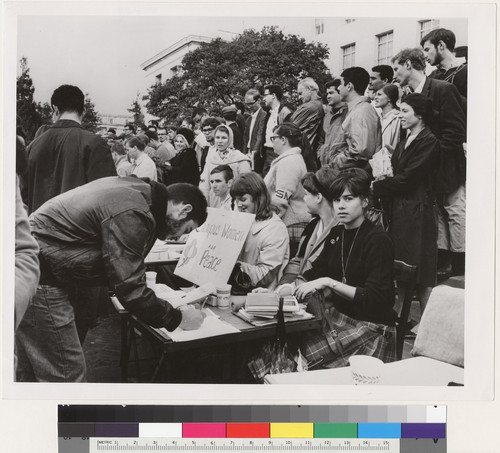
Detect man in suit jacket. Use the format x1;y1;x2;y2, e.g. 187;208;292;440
243;89;267;170
392;48;466;278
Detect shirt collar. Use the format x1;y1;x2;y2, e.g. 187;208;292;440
413;76;426;94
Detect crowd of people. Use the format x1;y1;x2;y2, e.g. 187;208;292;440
14;27;467;381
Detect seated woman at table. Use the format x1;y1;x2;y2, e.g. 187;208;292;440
278;167;339;287
229;172;289;291
294;168;397;368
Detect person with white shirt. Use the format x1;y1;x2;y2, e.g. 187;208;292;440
125;136;158;181
208;164;234;211
260;84;292;176
243;89;267;171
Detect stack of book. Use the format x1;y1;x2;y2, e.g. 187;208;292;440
235;292;311;326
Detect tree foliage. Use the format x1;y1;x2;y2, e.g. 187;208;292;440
17;57;42;142
127;92;145;127
146;27;331;121
81;95;101;133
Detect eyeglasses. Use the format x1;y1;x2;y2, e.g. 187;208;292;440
202;128;213;133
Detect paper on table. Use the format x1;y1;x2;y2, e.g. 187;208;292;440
157;310;240;342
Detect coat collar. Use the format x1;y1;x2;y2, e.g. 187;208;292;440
53;119;82;129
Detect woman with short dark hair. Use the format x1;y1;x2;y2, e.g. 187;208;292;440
230;172;289;290
295;168;397;368
278;167;339;286
372;93;440;311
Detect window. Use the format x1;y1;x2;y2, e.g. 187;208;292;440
419;19;440;39
342;43;356;70
315;19;324;35
345;19;356;24
155;74;162;83
377;31;394;65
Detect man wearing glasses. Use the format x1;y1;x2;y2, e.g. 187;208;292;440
198;117;221;173
261;84;292;176
243;89;267;171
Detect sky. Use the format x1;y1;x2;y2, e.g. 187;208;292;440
17;15;315;117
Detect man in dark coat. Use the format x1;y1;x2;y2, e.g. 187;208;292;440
392;48;466;278
243;89;267;169
26;84;116;214
16;177;208;382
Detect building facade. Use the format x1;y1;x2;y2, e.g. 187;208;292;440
308;17;467;77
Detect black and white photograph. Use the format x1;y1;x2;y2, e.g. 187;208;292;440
2;0;496;408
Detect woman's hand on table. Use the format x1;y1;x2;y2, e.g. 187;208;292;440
178;304;206;330
294;278;335;301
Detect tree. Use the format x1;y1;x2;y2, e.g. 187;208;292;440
81;95;101;133
127;92;145;127
146;26;332;121
17;57;42;142
36;101;53;126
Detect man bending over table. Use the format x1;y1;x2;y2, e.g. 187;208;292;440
16;176;208;382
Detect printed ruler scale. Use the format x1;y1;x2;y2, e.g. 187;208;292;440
88;438;399;452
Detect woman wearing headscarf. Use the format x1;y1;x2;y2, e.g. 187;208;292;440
198;124;251;199
372;93;440;311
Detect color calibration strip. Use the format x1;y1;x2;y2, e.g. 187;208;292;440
59;421;445;439
58;405;446;453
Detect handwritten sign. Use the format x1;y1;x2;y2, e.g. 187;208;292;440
174;207;255;286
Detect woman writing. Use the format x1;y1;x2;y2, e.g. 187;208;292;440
295;168;397;368
372;93;440;312
278;167;339;286
162;128;200;186
230;172;289;291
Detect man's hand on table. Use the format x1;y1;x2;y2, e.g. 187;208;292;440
178;304;206;330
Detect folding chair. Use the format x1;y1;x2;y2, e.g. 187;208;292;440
393;260;418;360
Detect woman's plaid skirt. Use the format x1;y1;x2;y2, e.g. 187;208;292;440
301;300;397;369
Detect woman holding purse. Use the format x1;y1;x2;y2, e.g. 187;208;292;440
295;168;397;369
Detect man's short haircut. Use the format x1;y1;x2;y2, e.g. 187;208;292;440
325;79;342;90
136;134;150;146
264;84;283;101
145;130;158;141
182;117;195;128
201;117;221;130
125;136;146;151
192;107;208;117
111;142;126;156
230;172;273;221
222;110;237;121
50;85;85;115
166;183;208;226
340;67;370;95
420;27;456;51
165;124;178;132
107;128;116;134
298;77;319;92
210;164;234;182
273;122;304;149
329;168;371;200
371;65;394;82
234;101;245;114
124;123;136;134
391;48;427;72
245;88;261;101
